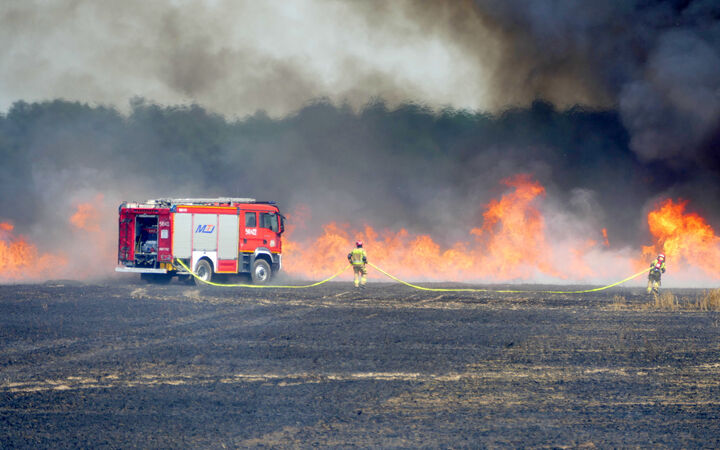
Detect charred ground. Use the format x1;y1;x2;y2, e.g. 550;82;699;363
1;280;719;447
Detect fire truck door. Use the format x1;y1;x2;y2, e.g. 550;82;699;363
193;214;218;252
157;214;172;263
259;212;280;251
241;211;262;251
118;210;134;262
217;214;239;266
172;213;192;258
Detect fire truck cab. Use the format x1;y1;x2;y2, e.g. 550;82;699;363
116;198;284;284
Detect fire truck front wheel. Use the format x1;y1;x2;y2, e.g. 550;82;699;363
194;259;213;285
252;259;271;285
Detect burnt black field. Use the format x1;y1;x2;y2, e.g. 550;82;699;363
1;279;719;448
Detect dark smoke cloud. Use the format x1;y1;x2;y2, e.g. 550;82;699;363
2;1;718;170
1;1;720;281
1;98;717;253
400;0;720;166
621;29;720;163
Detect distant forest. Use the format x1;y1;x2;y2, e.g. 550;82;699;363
1;99;717;245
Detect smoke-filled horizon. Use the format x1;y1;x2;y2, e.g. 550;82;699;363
2;0;720;168
2;97;717;235
1;0;719;283
0;98;718;270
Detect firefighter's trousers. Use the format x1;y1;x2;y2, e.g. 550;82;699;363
352;264;367;287
647;272;661;294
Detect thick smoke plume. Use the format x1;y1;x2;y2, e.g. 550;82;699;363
1;1;719;283
2;0;719;169
0;99;718;284
470;0;720;168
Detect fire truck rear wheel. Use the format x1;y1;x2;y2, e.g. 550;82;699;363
251;259;271;285
194;259;213;285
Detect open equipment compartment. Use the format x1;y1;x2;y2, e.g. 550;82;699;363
134;214;159;268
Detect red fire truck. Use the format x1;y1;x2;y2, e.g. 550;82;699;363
116;198;284;284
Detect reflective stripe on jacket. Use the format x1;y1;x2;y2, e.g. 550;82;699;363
349;248;367;265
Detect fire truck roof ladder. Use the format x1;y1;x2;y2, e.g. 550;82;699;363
151;197;257;206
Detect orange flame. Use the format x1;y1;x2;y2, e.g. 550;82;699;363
70;196;103;232
68;195;116;278
601;228;609;247
284;174;585;282
642;199;720;278
5;187;718;285
1;194;115;283
0;221;68;281
470;174;560;279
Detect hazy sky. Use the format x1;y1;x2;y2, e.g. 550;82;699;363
2;0;719;162
1;0;497;117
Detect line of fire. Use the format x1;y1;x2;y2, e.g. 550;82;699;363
1;175;718;286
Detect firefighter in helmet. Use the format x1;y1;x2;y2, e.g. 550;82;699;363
647;253;666;294
348;240;368;288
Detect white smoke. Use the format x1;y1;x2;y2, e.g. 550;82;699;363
0;0;491;117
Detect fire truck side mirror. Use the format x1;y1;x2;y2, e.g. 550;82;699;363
279;214;286;234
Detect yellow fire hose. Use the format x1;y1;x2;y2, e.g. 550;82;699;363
174;258;349;288
174;258;650;293
368;262;651;294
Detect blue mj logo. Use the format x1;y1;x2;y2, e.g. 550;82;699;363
195;224;215;234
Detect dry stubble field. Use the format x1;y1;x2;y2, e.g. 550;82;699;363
1;279;719;447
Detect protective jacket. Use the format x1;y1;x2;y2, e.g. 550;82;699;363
348;248;367;266
649;258;666;278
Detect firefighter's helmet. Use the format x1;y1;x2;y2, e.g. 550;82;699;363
356;240;363;248
658;253;665;261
